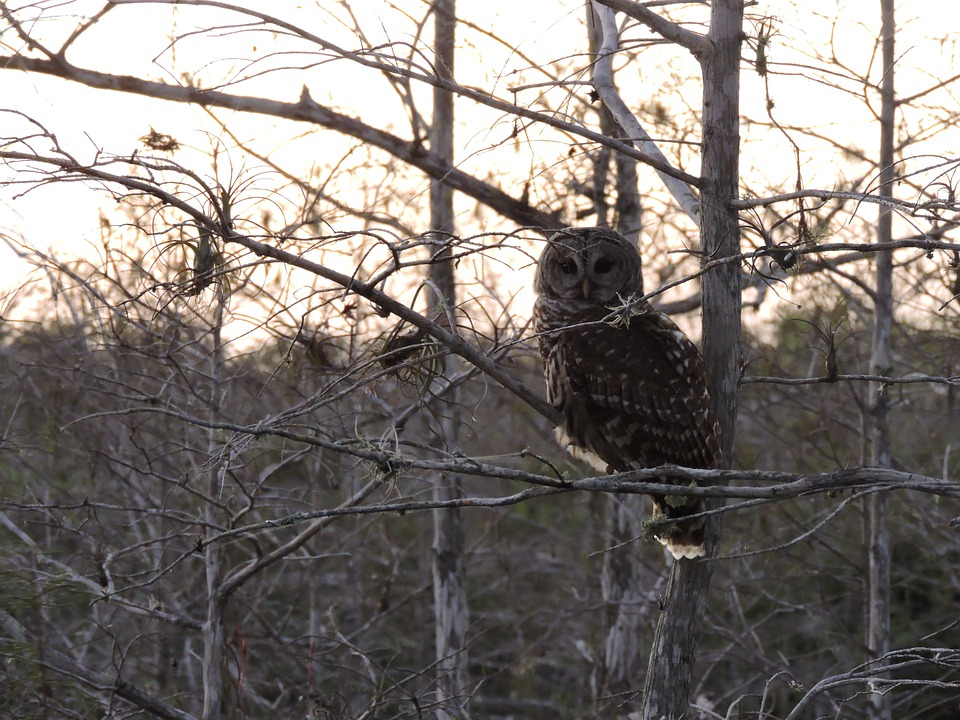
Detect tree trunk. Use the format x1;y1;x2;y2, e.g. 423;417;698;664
202;286;226;720
599;495;651;715
865;2;895;718
642;2;743;718
430;3;470;718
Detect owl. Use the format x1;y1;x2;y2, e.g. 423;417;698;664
533;227;721;559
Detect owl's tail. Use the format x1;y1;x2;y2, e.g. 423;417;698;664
651;497;706;560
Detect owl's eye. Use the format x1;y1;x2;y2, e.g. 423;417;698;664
593;256;614;274
558;259;576;275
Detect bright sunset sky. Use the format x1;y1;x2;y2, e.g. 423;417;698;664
2;1;958;300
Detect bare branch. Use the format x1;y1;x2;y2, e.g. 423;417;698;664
784;648;960;720
0;40;700;195
0;608;196;720
217;477;380;598
743;372;960;387
590;2;702;224
192;464;958;552
731;186;960;218
0;149;563;423
62;399;960;504
593;0;707;55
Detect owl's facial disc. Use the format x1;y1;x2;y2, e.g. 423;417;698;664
535;227;642;303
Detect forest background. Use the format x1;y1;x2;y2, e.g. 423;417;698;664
1;1;959;719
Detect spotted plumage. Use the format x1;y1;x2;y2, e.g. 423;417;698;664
533;227;720;559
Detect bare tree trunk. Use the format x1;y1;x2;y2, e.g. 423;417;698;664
202;286;226;720
642;1;743;718
613;141;642;242
865;2;895;718
432;469;469;720
430;3;470;718
599;495;649;715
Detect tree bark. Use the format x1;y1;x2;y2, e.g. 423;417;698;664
202;286;227;720
697;0;743;465
599;495;650;715
865;2;895;719
430;3;470;718
642;2;743;718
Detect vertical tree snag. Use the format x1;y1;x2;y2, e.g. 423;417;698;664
202;286;227;720
429;2;470;718
698;0;744;464
642;1;743;718
866;2;895;719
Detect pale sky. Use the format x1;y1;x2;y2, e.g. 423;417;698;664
2;1;959;307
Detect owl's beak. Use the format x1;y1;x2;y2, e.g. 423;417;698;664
581;278;591;299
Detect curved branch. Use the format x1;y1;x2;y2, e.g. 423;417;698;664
0;54;557;228
593;0;707;55
0;33;701;197
101;0;701;185
590;2;702;224
218;477;380;599
64;404;960;503
225;231;563;424
0;149;563;423
784;648;960;720
0;608;194;720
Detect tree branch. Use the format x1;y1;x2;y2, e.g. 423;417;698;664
59;402;960;504
784;648;960;720
225;232;564;424
593;0;707;56
192;465;960;552
590;2;702;224
0;148;564;424
217;478;380;599
0;38;701;199
0;55;556;228
100;0;701;185
731;187;960;218
743;372;960;387
0;607;196;720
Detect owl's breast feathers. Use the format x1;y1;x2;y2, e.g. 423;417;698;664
534;298;720;474
534;297;720;557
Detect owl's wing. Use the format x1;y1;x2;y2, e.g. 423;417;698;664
551;304;720;472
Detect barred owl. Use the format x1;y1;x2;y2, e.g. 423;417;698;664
533;227;720;559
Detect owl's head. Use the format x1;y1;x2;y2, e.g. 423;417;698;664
534;227;642;305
